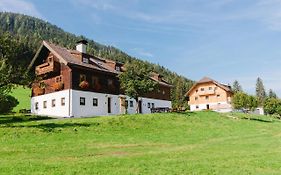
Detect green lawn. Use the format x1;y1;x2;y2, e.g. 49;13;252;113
10;86;31;112
0;112;281;174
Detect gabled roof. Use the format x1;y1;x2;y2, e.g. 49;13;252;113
28;41;173;87
28;41;118;74
185;76;232;96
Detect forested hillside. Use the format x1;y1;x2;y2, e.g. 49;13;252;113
0;12;193;107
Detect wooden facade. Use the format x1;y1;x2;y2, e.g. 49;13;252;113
31;41;172;101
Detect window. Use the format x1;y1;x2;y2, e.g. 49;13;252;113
196;105;199;109
130;100;133;107
217;94;220;98
80;97;85;105
195;97;198;100
201;88;204;91
148;102;151;108
61;98;65;106
152;103;155;108
108;79;113;86
209;87;212;90
82;57;89;63
43;101;47;109
125;100;128;108
92;76;98;88
52;99;56;107
93;98;98;106
56;76;62;83
205;96;209;100
35;102;39;110
196;89;198;93
80;74;86;83
115;66;120;71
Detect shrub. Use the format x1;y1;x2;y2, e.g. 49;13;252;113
264;98;281;115
0;95;19;113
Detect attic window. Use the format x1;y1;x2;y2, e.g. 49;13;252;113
115;66;120;71
82;58;89;64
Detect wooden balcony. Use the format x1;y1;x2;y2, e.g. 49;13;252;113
198;90;215;96
35;61;60;75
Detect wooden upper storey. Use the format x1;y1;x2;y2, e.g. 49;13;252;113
29;41;172;101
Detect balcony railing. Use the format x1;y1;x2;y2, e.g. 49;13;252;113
35;60;60;75
198;90;215;96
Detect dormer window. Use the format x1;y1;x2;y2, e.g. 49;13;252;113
115;66;120;71
82;58;89;64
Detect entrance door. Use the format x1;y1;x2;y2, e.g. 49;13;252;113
108;97;111;113
206;104;210;110
138;100;142;113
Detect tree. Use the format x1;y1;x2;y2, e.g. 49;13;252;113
246;95;258;111
268;89;277;99
256;77;266;106
264;98;281;115
118;61;157;113
0;31;30;113
232;92;248;110
232;92;257;111
232;80;243;93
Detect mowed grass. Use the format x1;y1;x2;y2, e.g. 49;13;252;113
1;112;281;174
10;86;31;112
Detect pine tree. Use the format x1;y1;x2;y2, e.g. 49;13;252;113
232;80;242;93
268;89;278;99
256;77;266;106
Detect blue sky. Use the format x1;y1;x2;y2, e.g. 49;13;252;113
1;0;281;95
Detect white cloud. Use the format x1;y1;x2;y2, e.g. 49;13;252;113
0;0;43;18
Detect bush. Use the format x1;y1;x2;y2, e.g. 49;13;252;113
264;98;281;115
0;95;19;113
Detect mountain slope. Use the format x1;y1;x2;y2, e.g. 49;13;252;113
0;12;193;107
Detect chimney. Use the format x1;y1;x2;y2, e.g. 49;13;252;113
76;40;88;53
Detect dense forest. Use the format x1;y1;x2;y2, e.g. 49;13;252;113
0;12;193;108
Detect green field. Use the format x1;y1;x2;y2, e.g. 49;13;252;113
10;86;31;112
1;112;281;174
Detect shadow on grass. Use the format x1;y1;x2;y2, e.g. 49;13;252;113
8;122;92;132
0;115;53;125
241;117;274;123
172;111;196;117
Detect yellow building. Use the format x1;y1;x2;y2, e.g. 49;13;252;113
186;77;233;112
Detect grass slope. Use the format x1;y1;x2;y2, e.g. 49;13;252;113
0;112;281;174
10;86;31;112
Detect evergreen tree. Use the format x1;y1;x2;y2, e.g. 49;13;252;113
256;77;266;106
268;89;277;99
0;12;194;106
232;80;242;93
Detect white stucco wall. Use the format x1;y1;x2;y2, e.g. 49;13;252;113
190;101;232;113
71;90;121;117
139;97;172;114
31;89;172;118
31;89;71;117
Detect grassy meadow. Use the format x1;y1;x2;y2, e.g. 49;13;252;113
1;111;281;174
10;86;30;112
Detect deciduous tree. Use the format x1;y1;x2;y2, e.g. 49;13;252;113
118;61;157;113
